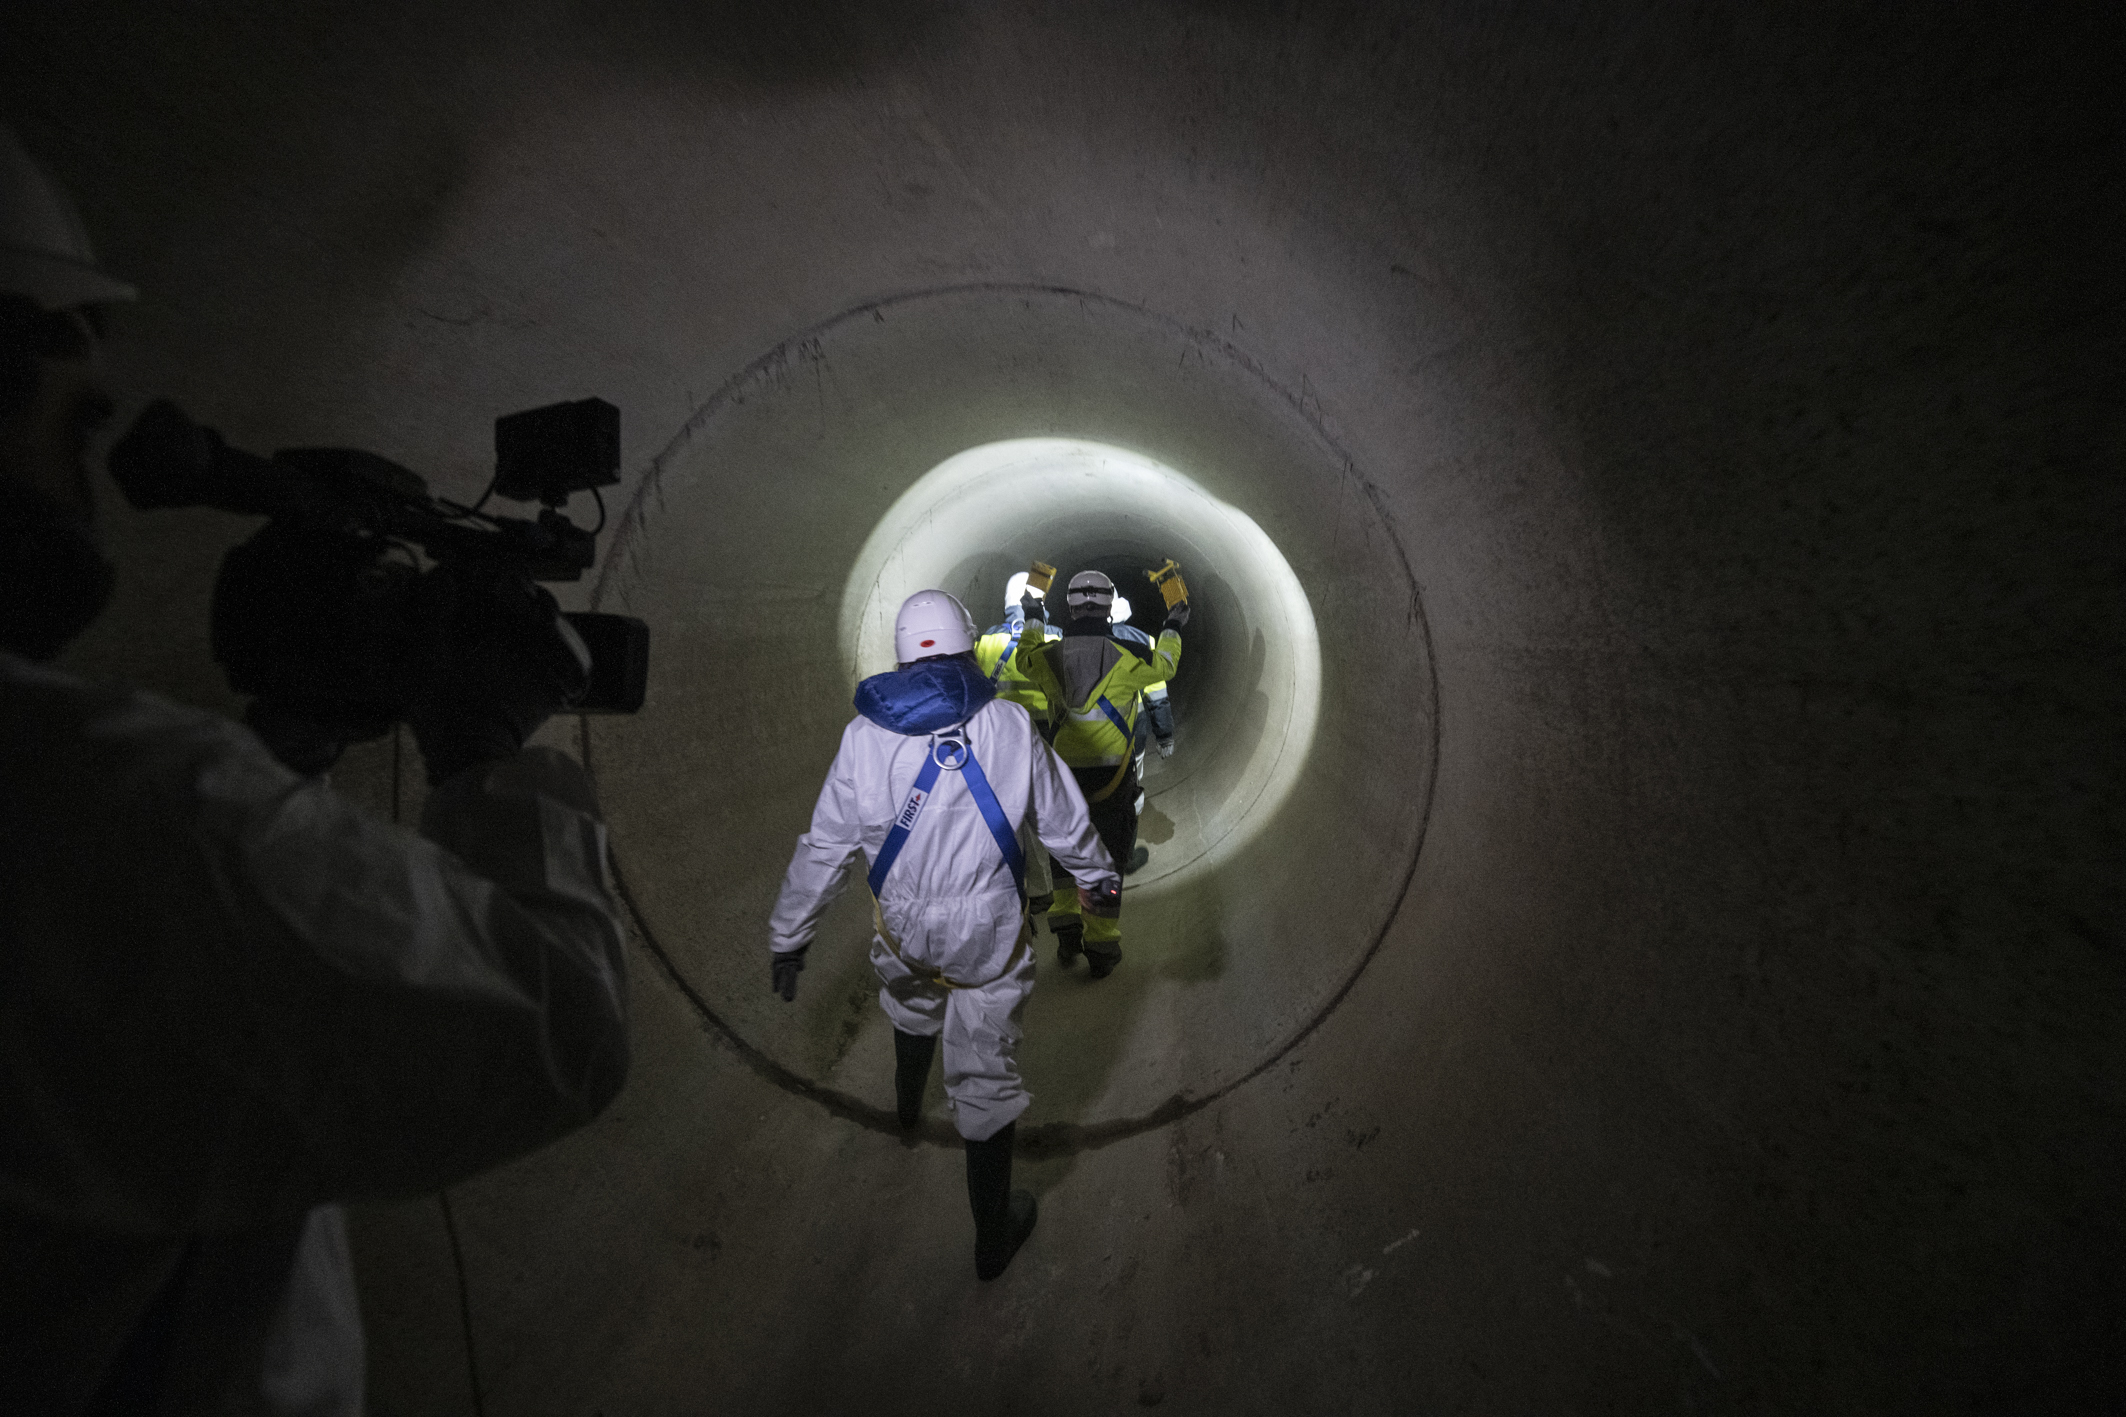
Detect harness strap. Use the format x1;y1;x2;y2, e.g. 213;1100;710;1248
957;739;1027;897
986;623;1025;686
1086;756;1131;803
870;891;1032;990
1093;694;1132;739
867;745;945;897
1072;693;1135;802
866;731;1026;900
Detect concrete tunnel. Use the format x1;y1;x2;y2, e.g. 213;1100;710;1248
8;3;2120;1412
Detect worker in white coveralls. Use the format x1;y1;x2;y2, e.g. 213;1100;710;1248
0;127;629;1414
769;588;1119;1280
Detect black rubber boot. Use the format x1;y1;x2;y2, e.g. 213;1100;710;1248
893;1029;937;1129
1122;845;1150;875
965;1122;1037;1281
1086;946;1121;980
1054;923;1084;967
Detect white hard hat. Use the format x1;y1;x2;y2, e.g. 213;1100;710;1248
0;126;136;310
1109;594;1132;624
1066;570;1115;614
894;588;976;662
1004;571;1030;609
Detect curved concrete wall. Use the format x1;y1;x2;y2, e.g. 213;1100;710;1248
586;285;1426;1135
7;3;2117;1412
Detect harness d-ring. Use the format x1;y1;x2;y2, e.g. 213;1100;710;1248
932;736;969;771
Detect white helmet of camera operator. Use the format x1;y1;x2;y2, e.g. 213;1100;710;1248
894;589;977;663
0;125;135;310
1004;571;1031;611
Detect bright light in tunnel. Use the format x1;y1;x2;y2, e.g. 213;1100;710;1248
839;439;1322;885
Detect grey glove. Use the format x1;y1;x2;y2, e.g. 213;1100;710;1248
771;948;806;1002
1157;738;1175;759
406;569;592;785
1163;600;1191;630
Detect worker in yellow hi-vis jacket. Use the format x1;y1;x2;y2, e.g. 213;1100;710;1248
975;572;1064;912
974;572;1062;728
1009;570;1186;978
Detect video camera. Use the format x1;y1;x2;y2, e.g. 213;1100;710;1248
108;396;649;774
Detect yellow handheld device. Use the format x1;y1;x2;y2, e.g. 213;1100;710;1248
1147;558;1188;609
1026;560;1057;596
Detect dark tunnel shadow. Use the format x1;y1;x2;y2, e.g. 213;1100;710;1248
571;0;954;87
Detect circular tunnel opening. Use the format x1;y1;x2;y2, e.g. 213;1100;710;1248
587;284;1435;1136
840;437;1323;889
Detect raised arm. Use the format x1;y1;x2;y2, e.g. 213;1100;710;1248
1128;626;1183;687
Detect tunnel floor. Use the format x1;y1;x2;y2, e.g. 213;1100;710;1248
357;892;1433;1417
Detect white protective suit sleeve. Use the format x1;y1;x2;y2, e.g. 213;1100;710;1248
1;653;630;1416
766;717;868;956
0;655;630;1232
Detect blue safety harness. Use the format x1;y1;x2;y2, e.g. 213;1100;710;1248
985;622;1024;687
867;728;1026;899
1092;694;1132;739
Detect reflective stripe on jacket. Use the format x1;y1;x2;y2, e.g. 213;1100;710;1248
1113;624;1174;742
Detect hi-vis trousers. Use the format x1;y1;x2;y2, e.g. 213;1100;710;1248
1046;763;1137;959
